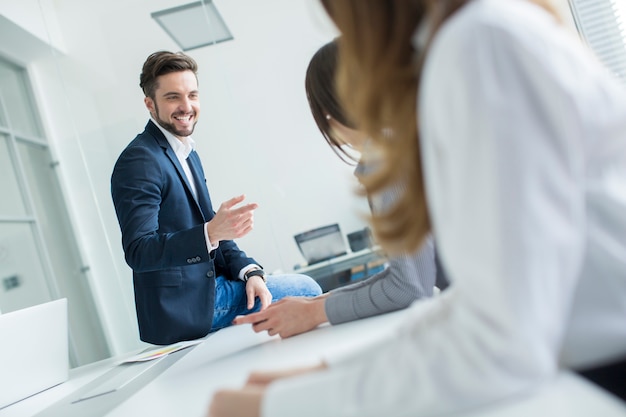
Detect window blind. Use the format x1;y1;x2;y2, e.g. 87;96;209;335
568;0;626;83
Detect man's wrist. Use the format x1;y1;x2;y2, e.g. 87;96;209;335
244;269;266;283
204;222;219;251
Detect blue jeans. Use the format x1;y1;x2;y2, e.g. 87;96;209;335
210;274;322;331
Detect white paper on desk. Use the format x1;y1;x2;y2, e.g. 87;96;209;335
121;340;202;363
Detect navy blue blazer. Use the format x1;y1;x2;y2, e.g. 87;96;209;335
111;120;258;345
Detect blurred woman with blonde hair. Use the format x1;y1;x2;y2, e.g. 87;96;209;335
209;1;626;415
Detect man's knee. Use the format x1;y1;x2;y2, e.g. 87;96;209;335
267;274;322;299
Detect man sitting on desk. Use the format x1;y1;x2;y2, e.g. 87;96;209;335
234;41;448;338
111;51;321;345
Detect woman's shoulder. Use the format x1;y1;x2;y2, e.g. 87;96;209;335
429;0;560;54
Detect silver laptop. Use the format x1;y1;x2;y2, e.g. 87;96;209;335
0;298;69;409
294;224;348;265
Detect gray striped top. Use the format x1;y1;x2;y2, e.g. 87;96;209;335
324;162;442;325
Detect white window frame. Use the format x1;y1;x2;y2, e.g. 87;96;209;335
568;0;626;82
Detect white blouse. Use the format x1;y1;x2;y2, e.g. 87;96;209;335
263;1;626;415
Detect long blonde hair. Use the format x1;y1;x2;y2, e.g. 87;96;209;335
320;0;558;255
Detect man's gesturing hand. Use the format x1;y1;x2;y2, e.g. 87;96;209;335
206;195;258;244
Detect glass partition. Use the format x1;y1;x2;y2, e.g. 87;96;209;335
0;60;42;136
0;47;109;366
0;134;27;217
17;140;110;364
0;222;50;311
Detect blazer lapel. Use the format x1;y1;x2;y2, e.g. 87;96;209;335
187;150;213;221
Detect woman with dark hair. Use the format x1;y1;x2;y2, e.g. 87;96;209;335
233;40;446;339
209;1;626;416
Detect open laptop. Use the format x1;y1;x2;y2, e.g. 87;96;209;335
294;223;348;265
0;298;69;409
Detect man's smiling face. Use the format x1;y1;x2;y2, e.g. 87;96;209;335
145;69;200;139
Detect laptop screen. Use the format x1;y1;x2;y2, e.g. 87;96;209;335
294;224;348;265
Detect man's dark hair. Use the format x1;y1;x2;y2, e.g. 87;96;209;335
139;51;198;99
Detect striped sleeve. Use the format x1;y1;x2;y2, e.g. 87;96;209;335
325;235;437;324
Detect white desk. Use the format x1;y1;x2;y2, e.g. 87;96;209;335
2;308;626;417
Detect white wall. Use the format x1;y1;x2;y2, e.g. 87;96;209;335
0;0;65;63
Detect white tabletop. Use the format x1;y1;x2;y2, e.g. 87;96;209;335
2;308;626;417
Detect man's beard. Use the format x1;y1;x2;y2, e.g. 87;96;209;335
153;102;197;137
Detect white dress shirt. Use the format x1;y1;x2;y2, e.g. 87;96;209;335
263;1;626;416
151;117;198;197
